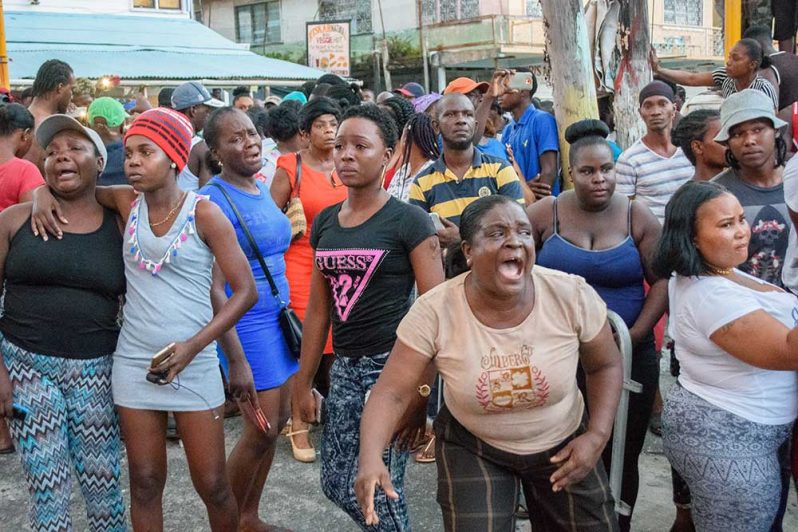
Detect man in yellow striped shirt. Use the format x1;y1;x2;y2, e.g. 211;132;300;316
409;93;525;247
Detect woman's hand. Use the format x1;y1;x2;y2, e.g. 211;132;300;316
354;457;399;527
0;367;13;420
30;186;67;241
549;430;607;492
627;324;646;347
150;341;199;383
226;358;257;403
294;385;318;424
393;398;428;451
649;49;661;74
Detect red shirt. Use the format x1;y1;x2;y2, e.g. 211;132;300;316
0;157;44;211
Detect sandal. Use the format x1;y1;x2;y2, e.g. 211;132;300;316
0;445;14;455
414;435;436;463
286;428;316;463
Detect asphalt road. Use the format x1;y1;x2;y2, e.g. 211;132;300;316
1;360;797;531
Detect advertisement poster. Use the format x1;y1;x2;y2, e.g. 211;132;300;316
307;21;351;77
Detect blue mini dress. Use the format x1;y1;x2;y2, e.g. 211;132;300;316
201;177;298;390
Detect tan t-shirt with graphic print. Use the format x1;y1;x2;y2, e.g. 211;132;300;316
397;266;607;454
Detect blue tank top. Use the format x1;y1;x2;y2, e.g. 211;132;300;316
536;199;645;327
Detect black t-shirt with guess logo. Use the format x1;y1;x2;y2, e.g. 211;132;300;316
310;196;435;357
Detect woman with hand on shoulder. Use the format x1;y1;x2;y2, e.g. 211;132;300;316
654;180;798;532
356;195;623;532
270;97;348;463
294;104;444;530
31;107;259;531
527;119;665;531
0;114;126;531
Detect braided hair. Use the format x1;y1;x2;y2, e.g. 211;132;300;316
380;96;415;134
396;113;440;201
671;109;720;165
31;60;73;98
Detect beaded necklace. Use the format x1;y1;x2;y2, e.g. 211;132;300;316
127;193;201;276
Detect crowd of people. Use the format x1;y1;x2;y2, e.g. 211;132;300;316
0;19;798;532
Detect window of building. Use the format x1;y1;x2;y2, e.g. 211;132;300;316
235;2;281;44
423;0;480;23
663;0;703;26
319;0;373;34
526;0;543;18
133;0;181;9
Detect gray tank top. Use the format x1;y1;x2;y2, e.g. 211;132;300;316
115;191;215;361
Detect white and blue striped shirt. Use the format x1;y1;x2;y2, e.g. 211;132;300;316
615;140;694;224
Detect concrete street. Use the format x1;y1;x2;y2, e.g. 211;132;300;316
2;360;797;531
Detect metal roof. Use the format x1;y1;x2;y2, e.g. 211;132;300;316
6;10;327;82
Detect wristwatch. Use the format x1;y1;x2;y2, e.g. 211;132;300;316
417;384;431;398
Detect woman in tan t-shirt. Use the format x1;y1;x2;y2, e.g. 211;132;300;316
355;195;623;531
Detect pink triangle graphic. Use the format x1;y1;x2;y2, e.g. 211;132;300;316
315;249;388;321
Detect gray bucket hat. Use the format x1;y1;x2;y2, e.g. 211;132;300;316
714;89;787;143
36;114;108;171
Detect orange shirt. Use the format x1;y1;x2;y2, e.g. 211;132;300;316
278;152;348;353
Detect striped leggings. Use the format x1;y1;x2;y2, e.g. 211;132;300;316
663;383;792;532
3;337;127;532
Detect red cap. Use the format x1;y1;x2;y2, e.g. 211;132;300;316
125;108;194;172
443;77;489;95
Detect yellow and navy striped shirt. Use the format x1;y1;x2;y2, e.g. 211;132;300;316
408;150;525;225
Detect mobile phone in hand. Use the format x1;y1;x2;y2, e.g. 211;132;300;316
508;72;535;91
150;342;176;369
429;212;445;231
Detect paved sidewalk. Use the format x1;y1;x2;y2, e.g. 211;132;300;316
2;360;797;531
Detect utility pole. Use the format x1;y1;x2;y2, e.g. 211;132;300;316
376;0;392;90
612;0;651;150
0;0;9;90
540;0;599;188
417;0;430;93
724;0;742;57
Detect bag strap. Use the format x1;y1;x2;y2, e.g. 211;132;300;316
293;152;302;199
209;183;284;306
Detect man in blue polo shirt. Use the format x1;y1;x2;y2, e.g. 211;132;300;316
492;70;560;197
409;93;525;247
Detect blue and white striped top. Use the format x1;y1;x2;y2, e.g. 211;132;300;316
615;140;694;224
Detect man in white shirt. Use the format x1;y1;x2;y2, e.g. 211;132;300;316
616;81;695;224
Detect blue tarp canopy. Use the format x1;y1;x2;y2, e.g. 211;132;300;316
6;11;326;84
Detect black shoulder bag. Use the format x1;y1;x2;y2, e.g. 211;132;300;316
209;183;303;358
